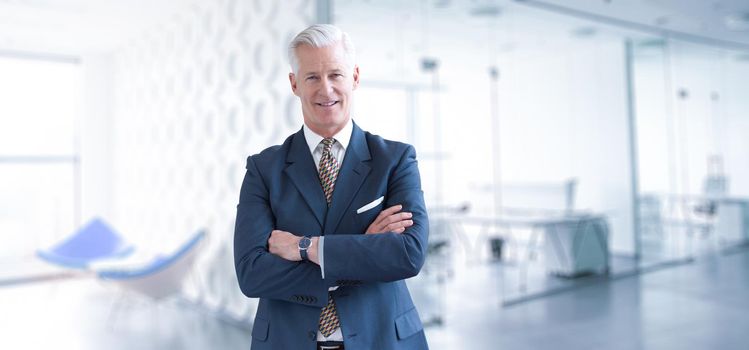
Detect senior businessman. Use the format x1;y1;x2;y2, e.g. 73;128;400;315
234;24;429;350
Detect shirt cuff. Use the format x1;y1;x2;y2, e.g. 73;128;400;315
319;236;325;279
320;237;339;291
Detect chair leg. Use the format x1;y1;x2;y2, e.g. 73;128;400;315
106;291;128;331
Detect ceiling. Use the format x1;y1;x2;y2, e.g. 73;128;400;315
333;0;749;50
0;0;747;57
514;0;749;49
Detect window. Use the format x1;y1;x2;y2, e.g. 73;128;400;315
0;54;81;259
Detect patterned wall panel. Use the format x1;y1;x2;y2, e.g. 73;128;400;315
112;0;314;322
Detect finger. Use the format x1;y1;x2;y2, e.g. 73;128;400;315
375;209;409;232
393;227;406;234
382;212;412;226
386;220;413;231
375;205;402;223
385;222;404;232
370;208;408;233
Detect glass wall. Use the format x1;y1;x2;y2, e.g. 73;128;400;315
334;0;749;311
334;0;638;307
633;39;749;262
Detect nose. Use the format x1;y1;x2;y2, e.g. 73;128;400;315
320;77;335;94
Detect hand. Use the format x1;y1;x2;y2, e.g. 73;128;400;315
268;230;302;261
366;204;413;234
268;230;320;264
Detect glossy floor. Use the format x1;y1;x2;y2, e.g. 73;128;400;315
0;247;747;349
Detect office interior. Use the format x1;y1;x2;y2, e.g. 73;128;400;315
1;0;748;349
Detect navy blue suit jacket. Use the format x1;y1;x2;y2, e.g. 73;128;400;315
234;122;429;350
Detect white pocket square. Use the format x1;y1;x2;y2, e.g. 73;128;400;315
356;196;384;214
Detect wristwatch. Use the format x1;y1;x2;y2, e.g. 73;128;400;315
298;236;311;261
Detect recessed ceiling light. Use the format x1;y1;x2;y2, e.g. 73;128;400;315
725;12;749;31
434;0;451;9
571;26;597;38
654;16;669;26
469;4;502;17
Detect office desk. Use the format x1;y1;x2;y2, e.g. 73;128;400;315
457;213;610;280
651;194;749;247
714;198;749;245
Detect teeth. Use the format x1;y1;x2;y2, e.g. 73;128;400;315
319;101;337;106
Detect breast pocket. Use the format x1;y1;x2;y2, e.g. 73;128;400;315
354;195;385;230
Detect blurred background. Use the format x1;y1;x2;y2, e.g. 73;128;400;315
1;0;748;349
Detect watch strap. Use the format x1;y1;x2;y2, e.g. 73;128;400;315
299;236;311;261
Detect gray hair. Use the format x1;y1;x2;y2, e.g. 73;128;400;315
288;24;356;74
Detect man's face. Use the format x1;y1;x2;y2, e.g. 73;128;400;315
289;42;359;137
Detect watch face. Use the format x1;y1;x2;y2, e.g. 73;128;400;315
299;236;311;249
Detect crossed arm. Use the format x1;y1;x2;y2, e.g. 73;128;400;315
267;204;414;264
234;145;427;307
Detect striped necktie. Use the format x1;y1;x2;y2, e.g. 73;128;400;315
318;137;341;337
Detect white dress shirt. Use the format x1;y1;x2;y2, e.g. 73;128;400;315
302;118;353;342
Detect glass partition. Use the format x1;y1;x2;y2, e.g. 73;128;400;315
633;39;749;264
333;5;749;345
334;0;639;311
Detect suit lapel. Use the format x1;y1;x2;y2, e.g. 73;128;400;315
324;123;372;234
284;129;327;228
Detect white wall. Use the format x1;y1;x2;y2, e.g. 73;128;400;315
111;0;313;320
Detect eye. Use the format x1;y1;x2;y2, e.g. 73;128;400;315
306;76;319;81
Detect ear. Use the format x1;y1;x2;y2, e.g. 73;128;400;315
289;72;299;96
352;65;360;90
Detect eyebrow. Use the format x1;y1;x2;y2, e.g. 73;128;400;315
304;69;345;77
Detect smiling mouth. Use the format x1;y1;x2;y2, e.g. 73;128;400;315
316;101;339;107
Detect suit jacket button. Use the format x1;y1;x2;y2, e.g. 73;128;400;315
308;331;316;340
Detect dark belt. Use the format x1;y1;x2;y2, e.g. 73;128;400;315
317;341;345;350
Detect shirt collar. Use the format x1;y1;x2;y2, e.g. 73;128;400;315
303;118;353;154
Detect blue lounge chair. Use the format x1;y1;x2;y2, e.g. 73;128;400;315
37;218;134;269
96;230;206;300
